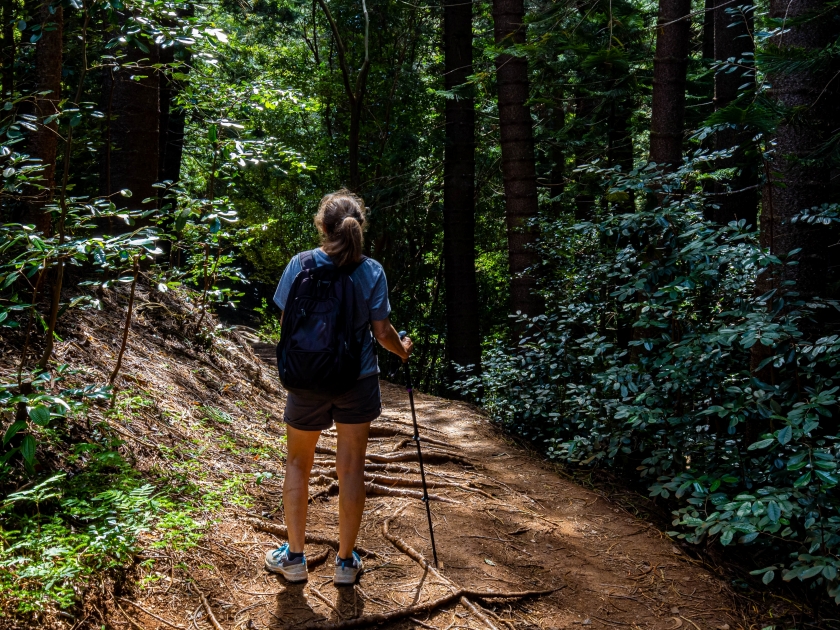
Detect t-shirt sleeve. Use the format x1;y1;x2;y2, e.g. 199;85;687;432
369;266;391;321
273;255;301;311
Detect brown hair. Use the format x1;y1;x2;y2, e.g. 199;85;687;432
314;190;367;267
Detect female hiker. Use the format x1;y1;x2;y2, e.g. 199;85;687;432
265;190;413;586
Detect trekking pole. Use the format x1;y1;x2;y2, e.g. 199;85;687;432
398;331;439;568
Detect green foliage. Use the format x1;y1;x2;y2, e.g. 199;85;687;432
460;161;840;603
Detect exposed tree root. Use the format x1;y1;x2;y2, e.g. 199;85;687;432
310;481;339;501
460;595;500;630
365;450;473;467
309;470;495;499
295;586;557;629
379;507;562;630
244;517;379;558
364;481;461;504
393;436;455;451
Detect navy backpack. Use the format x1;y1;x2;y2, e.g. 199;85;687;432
276;250;366;396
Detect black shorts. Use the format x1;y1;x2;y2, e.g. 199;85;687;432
284;375;382;432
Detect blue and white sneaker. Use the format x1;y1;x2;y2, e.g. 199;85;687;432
333;551;363;586
264;543;308;583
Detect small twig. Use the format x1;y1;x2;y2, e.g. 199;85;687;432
116;603;145;630
196;584;225;630
118;598;186;629
110;255;140;385
310;586;345;619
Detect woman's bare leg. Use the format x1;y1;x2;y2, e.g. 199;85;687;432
335;421;370;558
283;425;322;553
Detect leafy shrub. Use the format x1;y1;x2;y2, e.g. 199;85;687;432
459;161;840;602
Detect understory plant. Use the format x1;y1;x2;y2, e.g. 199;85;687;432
459;160;840;603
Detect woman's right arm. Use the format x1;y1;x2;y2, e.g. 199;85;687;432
372;318;413;362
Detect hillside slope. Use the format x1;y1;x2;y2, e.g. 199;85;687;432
0;283;757;629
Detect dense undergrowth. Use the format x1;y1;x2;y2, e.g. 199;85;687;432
460;162;840;607
0;277;287;623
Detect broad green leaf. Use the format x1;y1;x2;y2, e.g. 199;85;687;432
20;434;36;464
28;404;50;426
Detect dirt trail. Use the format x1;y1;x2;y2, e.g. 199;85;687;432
11;288;742;630
112;377;739;629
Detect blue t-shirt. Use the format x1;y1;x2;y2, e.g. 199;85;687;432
273;249;391;379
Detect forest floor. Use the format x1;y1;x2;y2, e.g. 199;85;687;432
0;282;792;629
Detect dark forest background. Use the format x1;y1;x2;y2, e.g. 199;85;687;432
4;0;840;616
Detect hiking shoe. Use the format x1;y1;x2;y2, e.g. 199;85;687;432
333;551;363;586
264;544;308;583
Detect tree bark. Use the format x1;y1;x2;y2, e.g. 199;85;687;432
493;0;542;318
105;41;160;216
749;0;840;440
755;0;839;325
443;0;481;378
158;46;190;185
708;1;757;226
2;0;15;97
702;0;715;60
650;0;691;168
22;0;62;235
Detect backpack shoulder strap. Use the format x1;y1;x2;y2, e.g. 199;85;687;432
300;250;318;271
342;255;368;275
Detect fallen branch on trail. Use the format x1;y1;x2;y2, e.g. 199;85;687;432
310;481;339;501
295;585;557;630
117;598;185;629
244;517;379;558
364;481;461;504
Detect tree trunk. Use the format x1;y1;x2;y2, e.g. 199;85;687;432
709;1;757;227
105;42;160;216
443;0;481;378
22;0;62;235
702;0;715;59
650;0;691;168
755;0;839;328
493;0;542;319
2;0;15;97
158;46;189;185
573;94;596;221
749;0;840;439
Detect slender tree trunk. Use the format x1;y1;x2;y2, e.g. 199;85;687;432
650;0;691;168
493;0;542;319
2;0;15;97
702;0;715;59
105;41;160;220
443;0;481;379
709;1;757;226
22;0;62;235
573;93;596;221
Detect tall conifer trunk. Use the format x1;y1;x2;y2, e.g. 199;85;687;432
2;0;15;97
650;0;691;168
749;0;840;441
23;0;62;235
443;0;480;378
709;1;757;226
755;0;839;334
493;0;542;318
104;43;160;218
